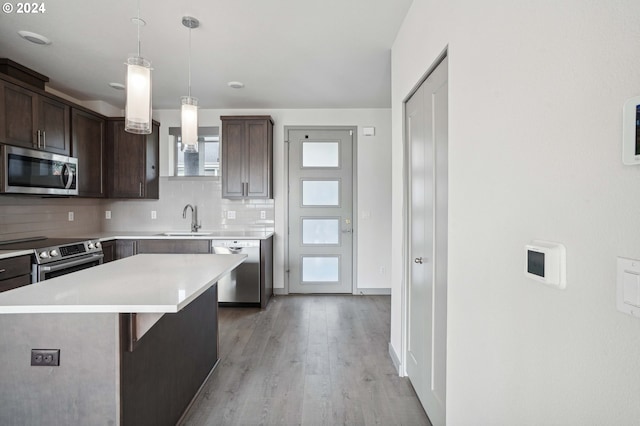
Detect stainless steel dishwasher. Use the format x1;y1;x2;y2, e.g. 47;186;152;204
211;240;260;304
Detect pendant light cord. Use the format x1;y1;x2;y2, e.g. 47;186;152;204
136;0;141;57
188;26;192;98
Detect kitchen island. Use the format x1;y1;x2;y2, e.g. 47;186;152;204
0;253;246;426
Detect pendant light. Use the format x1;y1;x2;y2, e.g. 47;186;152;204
125;0;152;134
181;16;199;151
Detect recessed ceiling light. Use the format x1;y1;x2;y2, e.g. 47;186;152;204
109;82;126;90
17;30;51;45
228;81;244;89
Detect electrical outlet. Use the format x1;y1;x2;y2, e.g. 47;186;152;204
68;211;74;222
105;210;111;220
227;211;236;219
31;349;60;367
379;266;386;275
151;210;157;220
260;210;266;219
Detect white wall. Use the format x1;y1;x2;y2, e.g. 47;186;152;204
152;108;392;291
391;0;640;424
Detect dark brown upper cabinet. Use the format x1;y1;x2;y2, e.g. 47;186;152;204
106;118;159;199
71;108;106;198
0;78;70;155
221;115;273;199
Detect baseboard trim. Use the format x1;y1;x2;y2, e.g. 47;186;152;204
389;342;402;375
273;288;288;296
356;288;391;295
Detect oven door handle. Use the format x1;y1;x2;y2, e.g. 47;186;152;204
40;254;104;272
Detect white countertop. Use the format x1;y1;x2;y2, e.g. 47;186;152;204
94;231;274;241
0;249;33;260
0;253;246;314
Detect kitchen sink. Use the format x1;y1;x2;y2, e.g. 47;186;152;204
161;232;213;236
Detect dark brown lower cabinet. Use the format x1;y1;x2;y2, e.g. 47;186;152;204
0;255;31;292
113;239;211;260
120;285;218;426
101;240;116;263
115;240;137;260
136;239;210;254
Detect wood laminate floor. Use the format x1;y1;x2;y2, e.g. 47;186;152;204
181;295;431;426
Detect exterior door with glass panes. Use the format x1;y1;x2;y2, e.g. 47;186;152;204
288;127;354;293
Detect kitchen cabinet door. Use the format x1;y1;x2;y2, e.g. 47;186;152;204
38;96;70;155
0;255;31;292
221;116;273;199
0;80;37;148
72;108;105;197
115;240;137;259
0;79;70;155
101;240;116;263
136;239;210;254
106;119;159;199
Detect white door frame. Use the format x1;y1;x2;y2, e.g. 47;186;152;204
401;49;448;375
283;125;358;295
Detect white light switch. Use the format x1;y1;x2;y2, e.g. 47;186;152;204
617;257;640;318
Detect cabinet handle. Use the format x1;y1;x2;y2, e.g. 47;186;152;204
243;182;248;196
139;182;143;197
42;131;46;148
36;130;41;149
0;269;6;273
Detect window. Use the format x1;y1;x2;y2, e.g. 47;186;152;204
169;126;220;177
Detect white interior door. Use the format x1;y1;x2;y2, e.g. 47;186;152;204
406;56;448;426
287;128;354;293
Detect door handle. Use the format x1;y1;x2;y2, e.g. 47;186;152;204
414;257;424;264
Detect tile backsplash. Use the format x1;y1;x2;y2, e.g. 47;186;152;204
0;196;103;241
101;177;274;233
0;178;273;242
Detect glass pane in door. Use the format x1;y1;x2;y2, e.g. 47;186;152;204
302;256;339;282
302;142;340;168
302;180;340;206
302;218;340;245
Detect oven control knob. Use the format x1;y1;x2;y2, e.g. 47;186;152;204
50;250;59;257
95;242;101;249
39;251;49;259
88;242;95;249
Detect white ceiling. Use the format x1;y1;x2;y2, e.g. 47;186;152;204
0;0;413;110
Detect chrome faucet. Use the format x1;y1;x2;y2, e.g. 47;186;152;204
182;204;201;232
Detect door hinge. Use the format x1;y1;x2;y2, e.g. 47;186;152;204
349;130;353;136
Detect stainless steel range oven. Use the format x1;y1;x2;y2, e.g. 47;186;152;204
0;237;103;282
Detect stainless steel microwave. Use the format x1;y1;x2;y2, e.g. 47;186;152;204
1;145;78;196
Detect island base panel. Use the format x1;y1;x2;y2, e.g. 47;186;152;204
120;284;219;426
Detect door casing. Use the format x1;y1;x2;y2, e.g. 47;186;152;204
283;125;358;295
401;49;449;424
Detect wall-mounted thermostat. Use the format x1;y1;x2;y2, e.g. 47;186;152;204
622;95;640;165
524;240;567;289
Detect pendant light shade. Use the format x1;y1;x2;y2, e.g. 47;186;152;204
181;96;198;150
125;56;152;134
181;16;199;150
125;1;152;135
